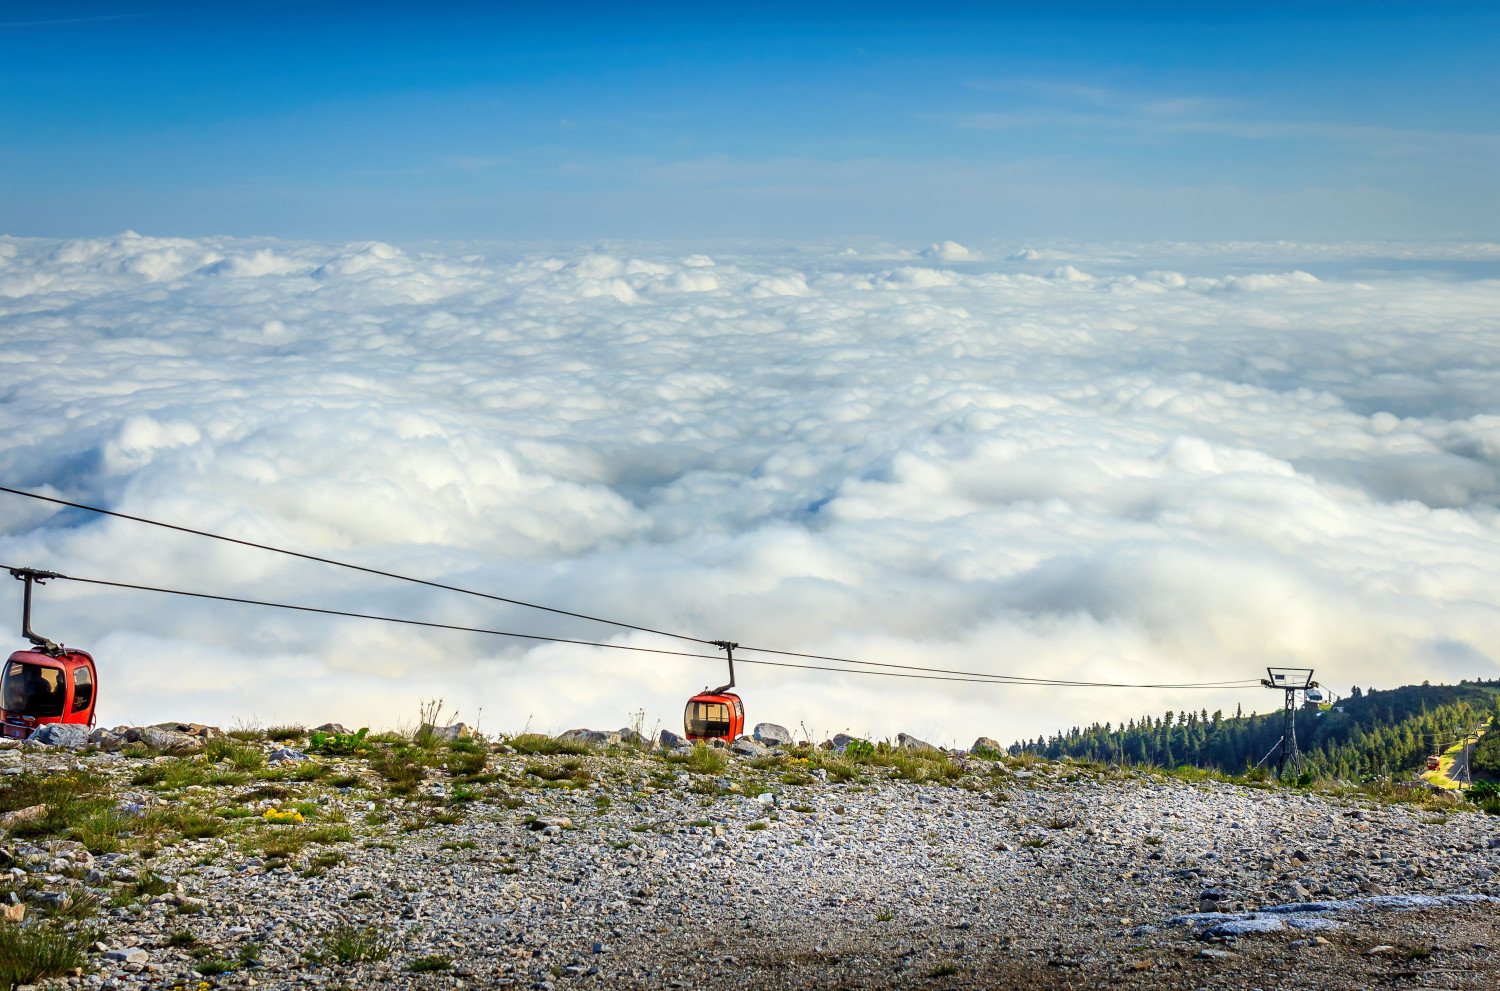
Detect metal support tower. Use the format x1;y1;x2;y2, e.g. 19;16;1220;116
1261;667;1317;778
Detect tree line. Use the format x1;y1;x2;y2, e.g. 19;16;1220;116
1012;679;1500;780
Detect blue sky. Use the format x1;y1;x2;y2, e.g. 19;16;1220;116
3;1;1497;241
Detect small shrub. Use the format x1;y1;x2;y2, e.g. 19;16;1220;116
266;725;306;743
305;825;355;845
165;929;197;948
134;871;173;898
292;762;330;782
445;747;488;777
37;887;101;920
307;728;370;756
312;924;395;965
369;748;427;794
408;954;453;972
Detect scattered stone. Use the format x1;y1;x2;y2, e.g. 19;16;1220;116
657;729;684;749
0;902;23;923
829;733;866;752
267;747;308;764
104;948;149;964
528;817;572;831
313;722;349;735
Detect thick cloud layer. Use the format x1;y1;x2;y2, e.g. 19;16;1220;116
2;233;1497;744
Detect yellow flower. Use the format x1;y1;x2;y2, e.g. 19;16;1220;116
262;808;305;824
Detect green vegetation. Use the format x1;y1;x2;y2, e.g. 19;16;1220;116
307;728;370;756
310;924;395;965
1019;681;1500;781
507;733;593;756
1471;720;1500;777
408;954;453;972
0;923;93;989
664;744;729;775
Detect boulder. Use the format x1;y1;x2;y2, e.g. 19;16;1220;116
897;732;940;753
88;727;124;751
0;902;22;923
752;723;792;747
657;729;684;749
557;729;618;747
616;727;646;747
419;722;472;742
830;733;866;752
130;727;204;755
150;722;222;739
730;736;768;758
26;724;90;749
0;805;47;829
314;722;350;735
267;748;308;764
970;737;1005;757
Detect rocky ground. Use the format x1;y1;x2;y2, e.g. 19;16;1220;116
1;721;1497;991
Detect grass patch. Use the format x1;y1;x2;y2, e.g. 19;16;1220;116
312;924;395;964
507;733;593;756
408;954;453;972
663;744;730;775
0;923;93;987
204;737;267;771
369;748;428;794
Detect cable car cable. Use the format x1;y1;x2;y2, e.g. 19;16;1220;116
0;564;1259;690
0;484;715;647
0;485;1258;688
733;644;1258;688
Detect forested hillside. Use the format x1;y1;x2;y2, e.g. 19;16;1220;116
1014;680;1500;780
1474;723;1500;779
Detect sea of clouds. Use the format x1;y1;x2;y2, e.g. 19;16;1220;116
1;232;1497;745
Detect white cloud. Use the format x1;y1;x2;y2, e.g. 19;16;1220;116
921;240;977;263
1;233;1498;746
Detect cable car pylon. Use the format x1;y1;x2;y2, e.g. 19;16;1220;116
1260;666;1317;777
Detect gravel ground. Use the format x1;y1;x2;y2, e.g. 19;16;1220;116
4;732;1498;991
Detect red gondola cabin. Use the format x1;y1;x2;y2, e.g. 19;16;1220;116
684;639;744;743
1;647;97;740
684;691;743;743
